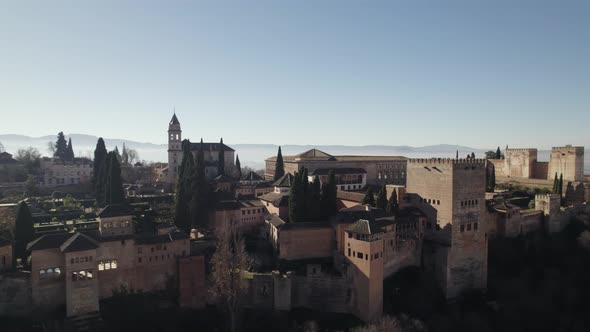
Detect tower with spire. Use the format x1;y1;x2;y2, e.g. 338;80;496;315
167;111;182;183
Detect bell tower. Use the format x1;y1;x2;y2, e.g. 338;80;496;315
168;112;182;183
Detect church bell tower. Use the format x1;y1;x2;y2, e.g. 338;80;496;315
168;112;182;183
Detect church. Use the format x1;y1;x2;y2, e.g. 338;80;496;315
164;113;237;185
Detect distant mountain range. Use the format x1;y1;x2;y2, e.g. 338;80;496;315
2;134;588;173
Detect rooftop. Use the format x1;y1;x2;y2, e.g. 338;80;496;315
310;168;367;176
273;173;295;187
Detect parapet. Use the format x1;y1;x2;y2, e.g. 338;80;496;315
506;148;537;152
535;194;561;201
552;146;584;152
407;158;486;168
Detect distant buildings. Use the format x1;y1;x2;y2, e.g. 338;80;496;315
38;157;93;187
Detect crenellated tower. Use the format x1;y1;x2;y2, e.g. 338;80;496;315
167;113;182;184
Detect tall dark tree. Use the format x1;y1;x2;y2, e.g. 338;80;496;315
235;155;242;179
14;201;34;262
113;146;121;162
190;140;210;228
496;147;502;159
320;170;338;218
552;172;559;194
274;146;285;181
174;140;194;232
289;171;305;223
558;173;564;197
308;175;322;221
488;165;496;192
218;138;225;176
362;187;376;207
456;150;459;159
54;132;68;159
65;138;75;161
93;138;107;191
103;151;125;206
386;188;399;214
471;152;476;159
376;184;388;210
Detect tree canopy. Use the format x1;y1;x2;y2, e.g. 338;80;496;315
273;146;285;181
14;201;34;262
54;132;68;159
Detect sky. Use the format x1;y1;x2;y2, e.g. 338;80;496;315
0;0;589;149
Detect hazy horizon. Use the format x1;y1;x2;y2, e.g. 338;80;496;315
2;1;590;148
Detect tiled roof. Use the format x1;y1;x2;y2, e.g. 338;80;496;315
294;149;335;161
135;231;189;245
27;233;73;251
259;192;289;207
60;233;99;253
240;171;264;181
189;142;235;152
279;222;333;230
310;168;367;176
265;214;286;227
98;204;133;218
272;173;295;187
336;191;365;202
345;219;380;235
212;174;236;183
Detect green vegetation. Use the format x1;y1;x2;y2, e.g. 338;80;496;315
361;187;375;207
289;168;306;223
218;137;225;175
14;201;34;262
320;170;337;219
273;146;285;181
65;137;74;161
235;154;241;178
53;131;68;159
376;184;388;210
386;188;399;214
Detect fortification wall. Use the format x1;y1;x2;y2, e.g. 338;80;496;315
0;273;32;316
549;146;584;182
278;226;334;261
534;162;549;179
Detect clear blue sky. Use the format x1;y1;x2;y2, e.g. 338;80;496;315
1;0;589;149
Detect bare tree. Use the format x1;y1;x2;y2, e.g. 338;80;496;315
126;148;139;165
15;147;42;174
210;221;250;332
0;208;16;241
351;315;427;332
46;141;56;155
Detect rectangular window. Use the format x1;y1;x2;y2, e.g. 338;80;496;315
348;248;351;256
467;224;472;231
98;262;104;271
357;252;363;259
474;223;478;231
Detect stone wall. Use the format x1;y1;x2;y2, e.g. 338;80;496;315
0;244;13;272
0;273;32;316
548;146;584;182
178;256;206;309
278;225;334;261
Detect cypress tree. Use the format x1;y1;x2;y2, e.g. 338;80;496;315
456;150;459;159
191;141;210;228
495;147;502;159
552;173;558;194
489;166;496;192
376;184;388;210
320;170;338;218
274;146;285;181
218;138;225;176
235;155;242;179
113;146;121;162
386;188;399;214
65;138;75;161
54;132;68;159
93;138;107;196
471;152;476;159
14;201;34;262
289;171;305;222
558;173;563;197
174;140;194;232
103;151;125;206
308;175;322;221
362;187;375;207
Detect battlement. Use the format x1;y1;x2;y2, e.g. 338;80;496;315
505;148;538;153
552;146;584;152
408;158;486;168
535;194;561;201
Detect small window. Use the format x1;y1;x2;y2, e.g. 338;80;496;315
72;271;78;281
111;260;117;269
347;232;352;239
55;267;61;276
467;224;472;231
98;262;105;271
460;225;465;233
474;223;478;231
105;261;111;270
348;248;351;256
87;270;93;279
357;252;363;259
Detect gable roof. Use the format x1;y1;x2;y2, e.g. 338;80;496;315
273;173;295;187
259;192;290;207
27;233;73;251
60;232;99;253
345;219;380;235
241;171;264;181
265;214;286;227
98;204;133;218
189;142;235;152
294;149;335;161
